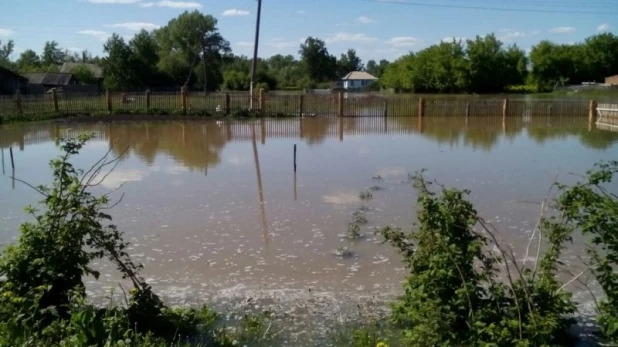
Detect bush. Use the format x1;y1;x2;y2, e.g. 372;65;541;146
553;161;618;344
379;173;575;346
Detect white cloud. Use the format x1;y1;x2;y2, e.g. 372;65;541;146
597;23;612;32
0;28;13;37
325;32;377;44
236;41;253;47
222;9;249;16
88;0;142;3
67;47;83;52
498;29;525;42
357;16;376;24
141;0;201;8
105;22;160;30
529;30;541;36
269;38;297;49
387;36;422;47
549;26;576;34
78;30;110;41
441;37;466;43
297;10;307;14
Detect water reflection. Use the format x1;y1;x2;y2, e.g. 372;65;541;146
1;117;617;171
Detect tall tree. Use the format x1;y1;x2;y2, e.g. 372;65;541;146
466;34;506;92
0;40;14;67
155;10;230;89
337;49;363;77
42;41;66;66
299;37;337;83
583;33;618;82
102;34;140;89
16;49;41;71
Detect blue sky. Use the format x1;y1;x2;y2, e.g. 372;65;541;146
1;0;617;62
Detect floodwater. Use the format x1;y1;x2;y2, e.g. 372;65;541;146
1;116;617;344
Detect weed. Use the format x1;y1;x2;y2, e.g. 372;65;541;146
347;223;362;240
352;211;368;225
359;191;373;201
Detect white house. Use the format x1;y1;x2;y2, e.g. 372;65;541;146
340;71;378;90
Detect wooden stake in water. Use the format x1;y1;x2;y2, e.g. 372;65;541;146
293;144;297;173
1;148;4;175
9;147;14;170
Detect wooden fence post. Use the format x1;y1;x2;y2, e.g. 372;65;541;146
145;90;151;111
259;88;265;114
589;100;597;124
298;94;304;117
51;88;59;112
15;90;22;114
548;105;552;117
502;99;509;119
338;92;344;117
105;89;112;112
418;98;425;118
180;86;187;114
225;93;231;115
465;101;470;117
383;98;388;117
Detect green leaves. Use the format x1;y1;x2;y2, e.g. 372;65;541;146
379;172;576;346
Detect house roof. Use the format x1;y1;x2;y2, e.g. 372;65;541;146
60;62;103;78
0;66;28;82
25;72;74;86
341;71;378;81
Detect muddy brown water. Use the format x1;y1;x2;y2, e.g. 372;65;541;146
1;116;617;345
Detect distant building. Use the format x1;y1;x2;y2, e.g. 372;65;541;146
340;71;378;90
25;72;77;90
0;66;28;94
606;74;618;86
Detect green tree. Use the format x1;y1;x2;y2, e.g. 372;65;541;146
155;10;230;89
299;37;337;83
102;34;140;89
337;48;364;77
16;49;41;72
366;59;390;78
583;33;618;82
129;29;165;87
72;64;97;84
41;41;66;66
466;34;507;92
0;39;14;68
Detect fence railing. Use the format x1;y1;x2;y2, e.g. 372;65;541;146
0;88;606;119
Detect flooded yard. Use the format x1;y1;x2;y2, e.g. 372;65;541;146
1;116;617;344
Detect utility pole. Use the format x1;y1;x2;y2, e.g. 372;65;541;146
250;0;263;110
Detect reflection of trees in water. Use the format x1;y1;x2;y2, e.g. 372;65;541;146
108;121;228;171
300;118;333;146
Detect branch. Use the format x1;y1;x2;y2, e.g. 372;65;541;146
523;175;558;270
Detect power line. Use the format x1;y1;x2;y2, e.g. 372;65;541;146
358;0;618;14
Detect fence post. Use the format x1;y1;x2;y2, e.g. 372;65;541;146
298;95;304;117
51;88;59;112
383;98;388;117
225;93;231;115
145;90;151;111
15;90;22;114
418;98;425;118
338;92;344;117
589;100;597;124
259;88;265;115
180;86;187;114
465;101;470;117
502;99;509;119
548;105;552;117
105;89;112;112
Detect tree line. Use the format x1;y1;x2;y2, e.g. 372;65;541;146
1;10;617;93
381;32;618;93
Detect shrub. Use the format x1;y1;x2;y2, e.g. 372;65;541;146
379;173;575;346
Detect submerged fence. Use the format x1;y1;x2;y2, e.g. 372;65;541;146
0;88;605;120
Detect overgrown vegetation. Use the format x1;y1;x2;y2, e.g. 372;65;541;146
0;135;276;346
